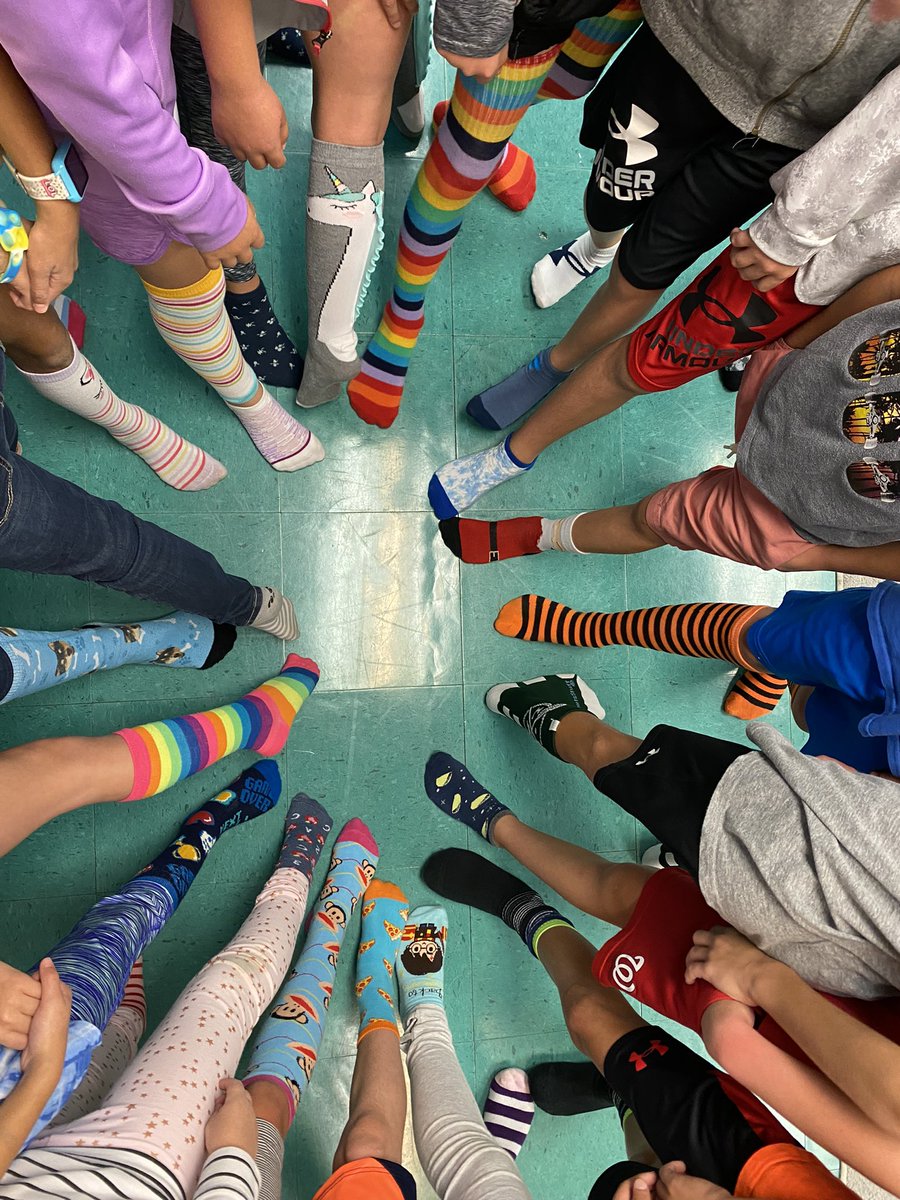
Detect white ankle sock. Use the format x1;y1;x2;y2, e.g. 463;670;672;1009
18;340;226;491
538;514;588;553
531;230;619;309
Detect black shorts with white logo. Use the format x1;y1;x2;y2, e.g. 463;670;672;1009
593;725;751;876
579;23;797;290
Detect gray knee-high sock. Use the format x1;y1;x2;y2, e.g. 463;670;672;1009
298;139;385;408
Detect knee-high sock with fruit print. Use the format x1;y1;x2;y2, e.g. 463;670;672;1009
243;818;379;1121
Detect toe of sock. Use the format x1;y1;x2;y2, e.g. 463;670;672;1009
282;653;320;681
201;622;238;670
428;474;459;520
493;597;527;638
495;1067;532;1099
466;393;503;431
437;518;467;562
245;758;283;797
338;817;379;855
348;382;400;429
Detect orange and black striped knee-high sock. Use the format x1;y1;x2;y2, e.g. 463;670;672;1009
494;595;787;718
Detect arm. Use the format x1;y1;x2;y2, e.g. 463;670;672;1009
750;67;900;268
701;1001;900;1195
687;929;900;1140
0;47;78;311
0;0;246;253
189;0;288;170
198;1078;259;1200
785;262;900;348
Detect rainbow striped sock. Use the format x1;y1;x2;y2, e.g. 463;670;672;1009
537;3;643;101
114;653;319;801
348;50;558;429
144;269;320;472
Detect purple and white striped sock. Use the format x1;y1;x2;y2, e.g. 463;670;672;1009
482;1067;535;1159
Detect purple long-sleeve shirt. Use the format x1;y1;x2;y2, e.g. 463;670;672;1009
2;0;246;252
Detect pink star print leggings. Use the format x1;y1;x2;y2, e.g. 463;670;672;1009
30;866;311;1192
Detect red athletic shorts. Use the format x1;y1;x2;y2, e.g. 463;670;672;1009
626;248;820;393
593;868;900;1065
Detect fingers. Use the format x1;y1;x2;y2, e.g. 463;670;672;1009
28;267;52;315
246;150;270;171
730;227;752;249
379;0;403;28
8;269;33;311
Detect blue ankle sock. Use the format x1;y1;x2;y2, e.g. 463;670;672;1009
0;613;233;705
397;905;447;1017
424;752;510;842
224;278;303;389
467;348;570;431
428;436;534;520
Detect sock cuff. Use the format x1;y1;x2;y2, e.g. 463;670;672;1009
243;1074;298;1124
531;916;574;959
142;267;223;301
504;435;535;470
725;605;768;668
114;727;150;802
358;1019;401;1045
365;880;408;904
310;137;384;156
16;336;80;384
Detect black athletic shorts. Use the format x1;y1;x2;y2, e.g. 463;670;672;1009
510;0;620;59
596;1025;787;1196
579;23;797;290
593;725;751;876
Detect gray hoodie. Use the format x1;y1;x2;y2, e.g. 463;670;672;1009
643;0;900;149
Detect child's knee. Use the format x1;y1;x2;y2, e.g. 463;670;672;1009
334;1109;399;1169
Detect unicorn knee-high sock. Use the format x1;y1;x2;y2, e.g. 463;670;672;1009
17;339;226;491
244;818;379;1119
144;268;323;472
297;140;385;409
114;653;319;800
0;612;234;704
348;52;558;429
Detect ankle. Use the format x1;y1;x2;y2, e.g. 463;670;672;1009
548;342;579;373
246;1079;292;1138
490;810;517;848
553;713;608;776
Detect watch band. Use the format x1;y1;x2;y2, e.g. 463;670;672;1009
0;207;29;285
5;160;71;202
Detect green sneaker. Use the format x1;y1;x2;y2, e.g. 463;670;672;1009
484;674;605;758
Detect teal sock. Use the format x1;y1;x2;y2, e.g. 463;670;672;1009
397;905;447;1017
357;880;408;1042
244;818;379;1119
0;613;234;704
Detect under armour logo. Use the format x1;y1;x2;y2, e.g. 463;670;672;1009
678;264;778;345
635;747;660;767
612;952;645;993
608;103;659;166
629;1038;669;1072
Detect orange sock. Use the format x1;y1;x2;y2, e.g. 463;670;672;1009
488;142;537;211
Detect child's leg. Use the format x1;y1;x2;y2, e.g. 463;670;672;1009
170;25;302;389
424;752;650;926
536;4;643;102
0;286;225;491
348;49;561;429
493;595;786;719
35;804;330;1190
297;0;410;407
398;909;534;1199
0;612;234;705
138;246;322;473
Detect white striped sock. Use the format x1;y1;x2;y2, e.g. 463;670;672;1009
483;1067;535;1159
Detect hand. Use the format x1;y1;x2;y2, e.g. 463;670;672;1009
729;228;799;294
205;1078;258;1157
376;0;418;29
200;197;265;271
655;1161;732;1200
211;77;289;170
441;45;509;83
8;201;79;313
20;959;71;1088
684;927;774;1006
612;1170;659;1199
0;960;42;1051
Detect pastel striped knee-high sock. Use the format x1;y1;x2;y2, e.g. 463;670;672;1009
536;3;643;101
144;269;323;472
114;653;319;800
495;596;787;719
244;818;379;1120
348;50;559;429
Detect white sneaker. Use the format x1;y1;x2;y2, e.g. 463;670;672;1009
531;231;618;309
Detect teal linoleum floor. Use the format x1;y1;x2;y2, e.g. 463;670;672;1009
0;57;834;1199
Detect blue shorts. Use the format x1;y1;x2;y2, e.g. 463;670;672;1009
745;589;887;773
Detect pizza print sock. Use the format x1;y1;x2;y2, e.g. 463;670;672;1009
424;752;510;843
244;819;379;1120
397;905;447;1018
357;880;408;1043
114;653;319;800
0;613;234;705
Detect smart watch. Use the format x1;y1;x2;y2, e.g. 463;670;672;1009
4;138;88;202
0;207;29;285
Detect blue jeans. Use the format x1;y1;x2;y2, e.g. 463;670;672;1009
0;363;260;625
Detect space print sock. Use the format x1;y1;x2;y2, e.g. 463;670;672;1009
0;613;234;704
357;880;408;1042
298;139;384;408
244;819;379;1121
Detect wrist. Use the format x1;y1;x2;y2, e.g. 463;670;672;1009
34;199;79;222
20;1058;61;1095
748;957;794;1007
